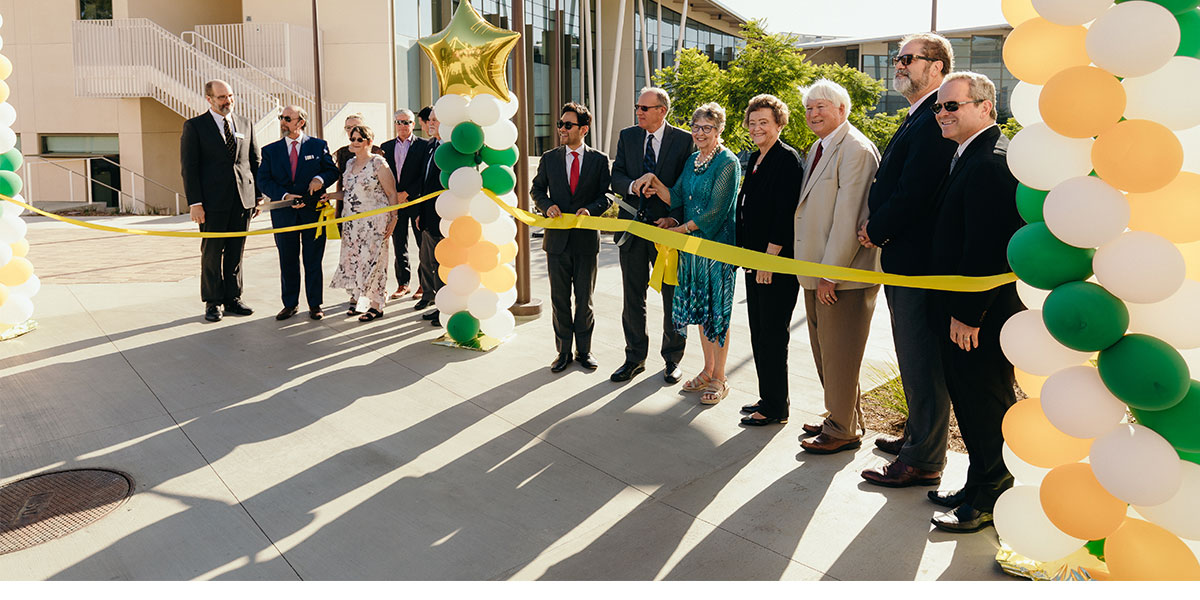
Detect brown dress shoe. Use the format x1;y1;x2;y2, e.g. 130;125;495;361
801;433;861;455
861;459;942;488
801;423;823;436
874;434;906;455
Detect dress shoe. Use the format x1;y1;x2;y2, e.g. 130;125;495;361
861;459;942;488
551;354;573;373
276;306;298;321
224;299;254;316
390;285;410;299
801;433;861;454
928;488;967;509
740;403;762;414
664;362;683;384
931;504;994;533
309;306;324;320
577;353;598;370
740;413;788;427
430;311;441;327
801;423;823;436
414;298;431;311
205;304;222;322
874;434;906;455
413;285;424;299
422;309;438;320
610;362;645;382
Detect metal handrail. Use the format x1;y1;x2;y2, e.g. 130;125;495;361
22;155;186;215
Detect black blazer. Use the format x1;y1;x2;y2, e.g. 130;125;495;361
180;112;259;211
382;136;431;218
736;139;804;258
531;145;613;254
412;138;443;234
929;125;1025;329
865;93;958;275
611;123;693;226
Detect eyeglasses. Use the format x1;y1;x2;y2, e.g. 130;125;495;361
690;123;717;134
343;125;360;132
635;104;663;112
278;115;301;123
931;99;986;114
892;54;937;67
556;120;581;130
349;136;367;142
395;119;414;125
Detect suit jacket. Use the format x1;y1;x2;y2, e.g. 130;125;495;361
610;123;693;235
258;134;340;228
412;138;444;234
382;136;431;218
180;112;259;211
531;145;613;254
736;139;803;259
864;93;958;275
929;125;1024;328
795;123;883;290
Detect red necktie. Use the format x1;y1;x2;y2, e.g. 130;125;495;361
289;140;299;179
810;142;824;172
569;150;581;194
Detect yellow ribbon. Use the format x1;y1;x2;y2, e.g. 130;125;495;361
648;244;679;292
316;200;340;240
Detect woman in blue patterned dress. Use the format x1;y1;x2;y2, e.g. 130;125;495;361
633;102;741;404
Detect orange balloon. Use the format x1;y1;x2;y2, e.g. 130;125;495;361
1093;120;1184;193
435;238;468;267
1180;241;1200;281
1001;0;1038;27
480;263;516;292
448;216;482;247
1106;519;1200;581
10;239;28;258
497;241;517;264
467;240;500;273
1040;463;1127;541
1003;18;1090;85
1128;172;1200;243
1001;398;1093;468
1039;66;1125;138
0;256;32;286
438;264;451;284
1015;369;1048;399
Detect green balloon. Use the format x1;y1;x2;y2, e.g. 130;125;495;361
1178;10;1200;58
481;164;516;195
1007;222;1096;290
439;169;452;190
451;122;486;155
1015;184;1047;224
1131;380;1200;452
434;142;478;173
0;149;23;172
1042;282;1129;352
1084;539;1106;562
1117;0;1200;15
1180;448;1200;465
1098;334;1190;411
446;310;480;344
480;145;519;167
0;170;23;197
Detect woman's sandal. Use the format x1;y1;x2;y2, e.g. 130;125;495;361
700;379;730;405
681;372;712;392
358;307;383;322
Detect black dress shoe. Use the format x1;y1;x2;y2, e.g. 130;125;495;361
741;403;762;414
205;304;222;322
429;311;441;327
551;354;573;373
740;414;788;426
610;362;645;382
422;309;438;320
664;361;683;384
276;306;298;321
928;488;967;509
576;353;598;370
224;299;254;316
414;298;431;311
931;504;994;533
309;307;324;320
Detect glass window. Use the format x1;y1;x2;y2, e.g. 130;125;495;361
42;135;119;155
79;0;112;20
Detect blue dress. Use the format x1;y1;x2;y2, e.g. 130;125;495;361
669;147;741;346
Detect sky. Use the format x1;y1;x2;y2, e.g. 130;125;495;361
724;0;1007;38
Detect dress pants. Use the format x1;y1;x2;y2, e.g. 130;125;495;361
618;235;686;365
274;210;326;309
884;285;952;472
547;249;598;357
804;285;879;440
199;207;251;305
745;272;800;420
417;229;444;297
391;213;421;287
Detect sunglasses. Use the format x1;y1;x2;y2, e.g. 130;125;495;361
395;119;414;125
892;54;937;67
635;104;663;112
349;136;368;142
931;99;985;114
278;115;301;123
556;120;581;130
690;123;717;134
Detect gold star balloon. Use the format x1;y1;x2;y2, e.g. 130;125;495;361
418;2;521;101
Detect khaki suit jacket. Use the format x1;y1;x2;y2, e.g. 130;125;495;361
794;122;882;290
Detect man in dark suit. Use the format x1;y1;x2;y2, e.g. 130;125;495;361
381;108;428;300
257;105;340;321
406;108;441;326
857;33;960;488
181;79;261;322
532;103;612;373
925;72;1024;532
610;87;692;383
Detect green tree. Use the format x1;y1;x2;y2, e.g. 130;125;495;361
720;21;814;152
652;47;725;133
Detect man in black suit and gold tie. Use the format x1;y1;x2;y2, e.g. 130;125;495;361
181;79;260;322
925;72;1024;532
609;87;693;384
531;103;612;373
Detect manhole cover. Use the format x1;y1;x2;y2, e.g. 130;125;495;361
0;469;132;555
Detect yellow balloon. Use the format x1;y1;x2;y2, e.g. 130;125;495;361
0;54;11;80
1001;399;1093;468
1003;18;1090;85
0;282;8;306
1040;463;1127;541
1093;120;1184;193
497;241;517;264
417;1;520;101
448;216;482;247
1106;519;1200;581
467;240;500;273
1015;369;1048;398
1040;66;1125;138
1180;241;1200;281
10;239;28;258
1128;172;1200;243
481;263;516;293
0;256;32;286
434;238;468;268
0;80;9;104
1002;0;1040;27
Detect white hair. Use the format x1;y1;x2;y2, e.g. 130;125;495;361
394;108;414;119
801;79;852;112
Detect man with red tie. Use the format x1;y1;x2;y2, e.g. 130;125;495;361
531;103;612;373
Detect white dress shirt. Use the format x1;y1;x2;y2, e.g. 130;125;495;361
955;123;996;159
210;109;235;136
565;141;587;182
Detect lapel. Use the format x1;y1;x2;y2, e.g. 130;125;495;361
633;128;648;171
800;125;850;201
934;125;1001;206
202;114;228;159
652;128;670;176
883;93;937;157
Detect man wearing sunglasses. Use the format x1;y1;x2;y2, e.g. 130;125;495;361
257;105;341;321
609;87;693;384
858;33;960;490
381;108;429;301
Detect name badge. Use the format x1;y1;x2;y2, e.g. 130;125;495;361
304;154;315;160
234;132;246;139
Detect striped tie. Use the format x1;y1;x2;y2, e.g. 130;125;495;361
223;117;237;161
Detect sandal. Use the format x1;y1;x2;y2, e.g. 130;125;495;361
700;379;729;405
358;307;383;322
681;372;712;392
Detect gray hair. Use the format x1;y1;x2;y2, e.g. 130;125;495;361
639;86;671;114
283;105;308;129
801;79;852;113
943;71;998;121
344;112;366;124
692;102;727;132
899;32;954;76
394;108;414;119
204;79;232;96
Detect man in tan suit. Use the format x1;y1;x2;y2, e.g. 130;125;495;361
795;79;883;454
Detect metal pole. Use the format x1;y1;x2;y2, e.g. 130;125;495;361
637;0;650;88
656;0;662;72
310;0;324;138
511;0;542;317
675;0;689;67
604;0;628;152
931;0;938;32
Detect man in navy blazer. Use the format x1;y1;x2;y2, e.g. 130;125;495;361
257;105;340;320
532;103;612;373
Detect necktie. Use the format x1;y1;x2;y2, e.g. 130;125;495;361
810;142;824;172
949;152;961;174
289;140;299;179
223;117;237;161
569;150;581;194
642;133;656;174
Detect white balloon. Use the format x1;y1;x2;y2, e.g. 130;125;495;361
1032;0;1115;26
0;240;10;265
467;287;499;320
482;215;517;245
1009;82;1043;127
467;94;503;128
1007;123;1095;191
483;119;518;150
499;95;519;119
1094;231;1186;304
0;293;33;325
497;285;517;309
1003;442;1051;486
1126;278;1200;348
434;94;470;130
479;308;515;339
447;166;483;197
1086;1;1180;78
1043;176;1129;248
1177;124;1200;173
1123;57;1200;131
446;264;481;296
1000;310;1093;376
435;191;471;221
1134;461;1200;540
498;191;519;207
0;211;26;242
0;103;15;128
468;192;501;224
993;486;1086;562
1040;366;1128;439
0;127;15;154
435;285;469;315
1091;424;1183;506
7;273;38;299
0;34;5;52
1016;279;1051;311
439;218;452;238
